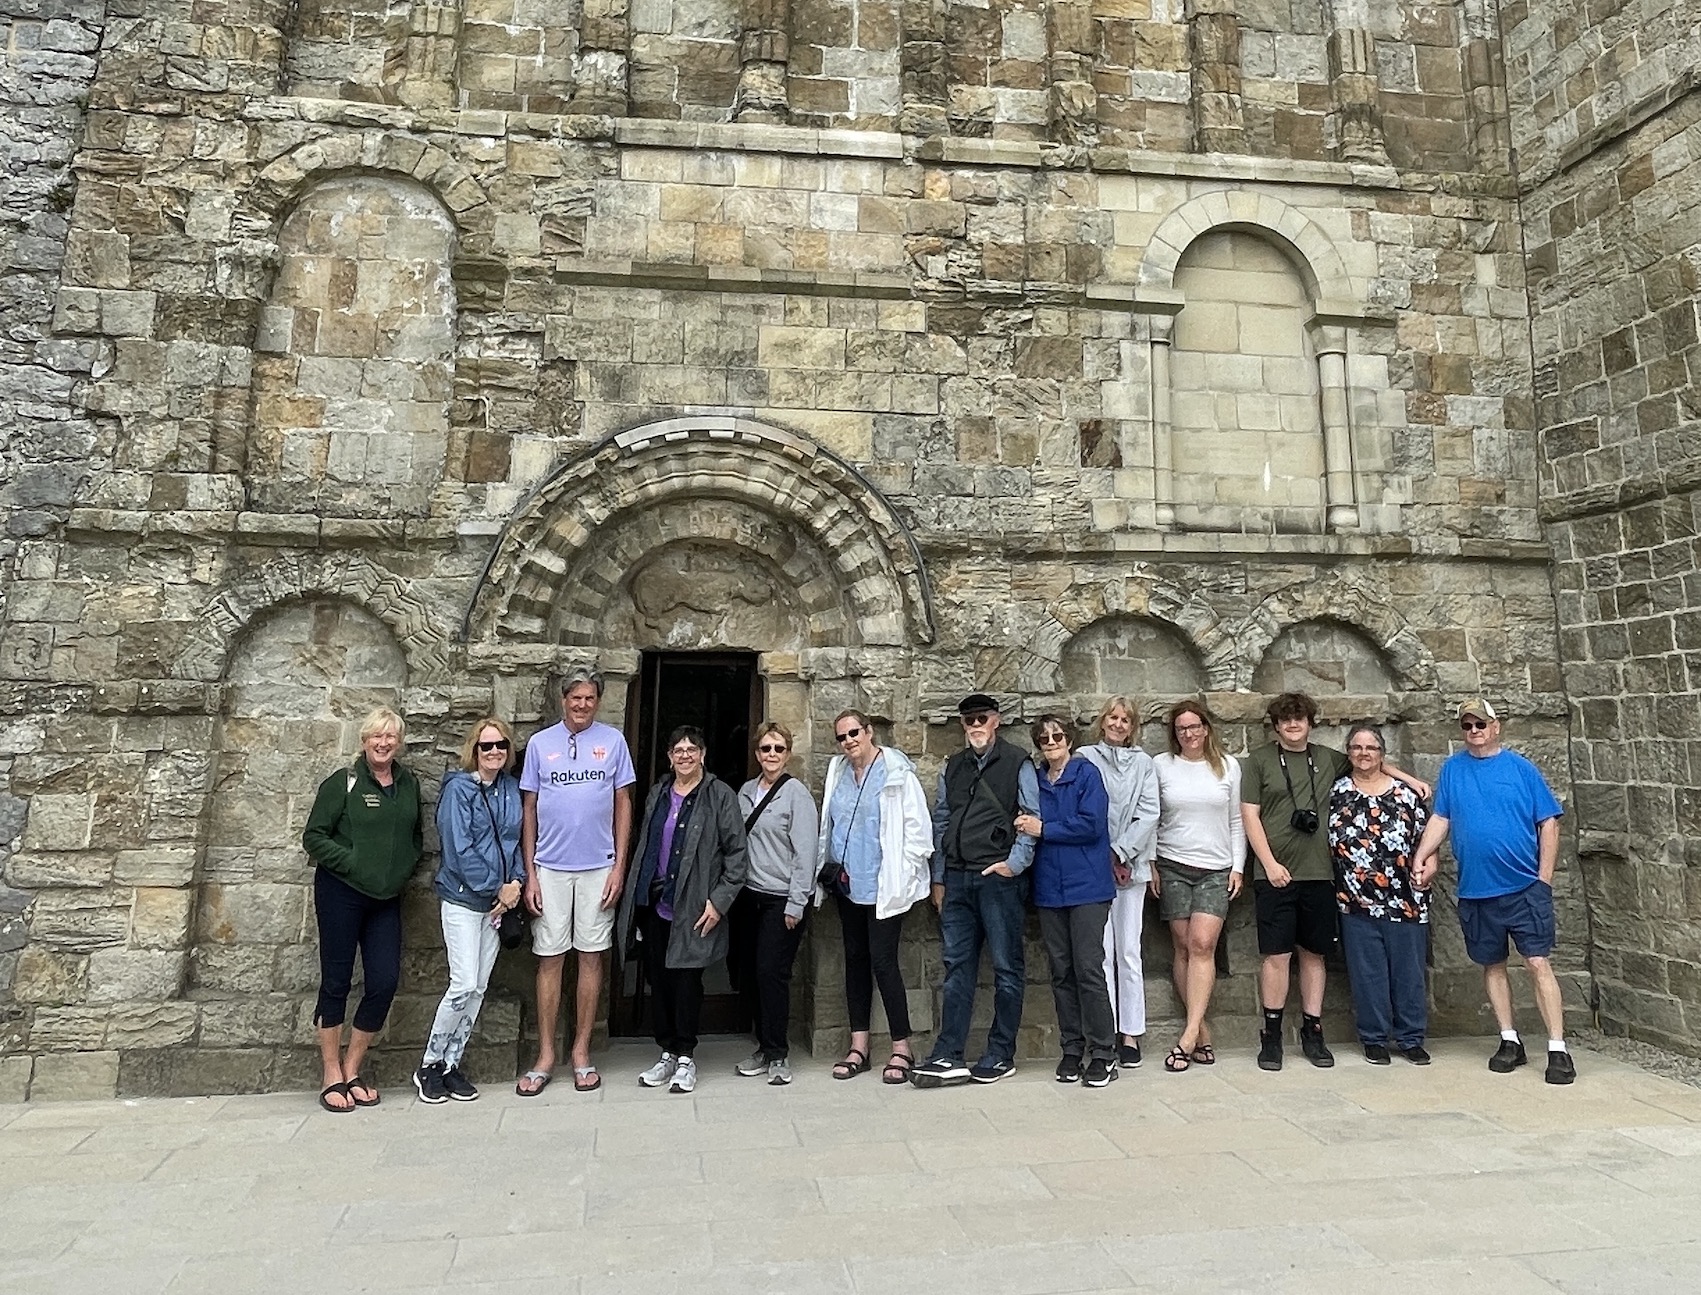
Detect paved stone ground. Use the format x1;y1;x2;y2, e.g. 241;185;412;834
3;1036;1701;1294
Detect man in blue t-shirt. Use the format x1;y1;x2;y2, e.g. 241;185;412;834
1413;698;1572;1084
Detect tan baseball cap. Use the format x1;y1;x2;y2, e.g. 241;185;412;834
1456;697;1498;721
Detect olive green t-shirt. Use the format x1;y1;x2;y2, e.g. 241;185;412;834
1239;742;1349;882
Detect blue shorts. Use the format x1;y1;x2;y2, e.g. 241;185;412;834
1457;880;1555;966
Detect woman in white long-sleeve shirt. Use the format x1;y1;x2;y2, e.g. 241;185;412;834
1151;699;1245;1073
1077;695;1160;1070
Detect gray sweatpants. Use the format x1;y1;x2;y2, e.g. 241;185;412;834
1039;902;1116;1063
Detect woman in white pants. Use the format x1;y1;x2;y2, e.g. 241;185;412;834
1078;696;1161;1069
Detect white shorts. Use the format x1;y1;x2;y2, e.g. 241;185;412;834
532;865;615;955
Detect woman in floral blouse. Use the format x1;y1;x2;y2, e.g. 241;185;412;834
1329;724;1432;1066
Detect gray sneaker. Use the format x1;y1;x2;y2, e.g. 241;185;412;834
669;1055;698;1094
638;1052;677;1088
767;1057;793;1086
735;1050;768;1077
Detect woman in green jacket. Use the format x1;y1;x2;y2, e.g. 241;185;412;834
301;707;423;1112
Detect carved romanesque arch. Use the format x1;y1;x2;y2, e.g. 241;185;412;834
1139;190;1355;307
1018;575;1235;693
464;417;937;648
1236;574;1438;692
171;553;453;684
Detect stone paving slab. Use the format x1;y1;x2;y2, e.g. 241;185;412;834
2;1037;1700;1294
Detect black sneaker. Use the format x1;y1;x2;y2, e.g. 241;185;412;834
413;1062;449;1104
1257;1029;1283;1072
969;1059;1016;1084
1119;1042;1143;1069
1545;1049;1576;1085
441;1067;479;1101
1300;1023;1335;1068
1488;1038;1527;1073
1363;1044;1391;1065
1083;1058;1117;1088
1397;1044;1432;1066
1056;1054;1083;1084
909;1057;971;1088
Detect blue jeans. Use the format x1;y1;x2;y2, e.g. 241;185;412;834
1340;911;1429;1048
930;868;1026;1066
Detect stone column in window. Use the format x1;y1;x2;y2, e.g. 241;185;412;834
399;2;462;110
900;0;949;137
1186;0;1244;154
734;0;791;122
1147;313;1176;529
1310;321;1359;531
571;0;631;115
1323;0;1386;164
1047;0;1098;148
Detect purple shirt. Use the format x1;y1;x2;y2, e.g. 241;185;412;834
519;720;636;872
655;788;687;923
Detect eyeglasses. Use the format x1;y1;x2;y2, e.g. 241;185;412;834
756;743;788;755
1346;744;1382;753
1460;719;1490;731
1036;732;1068;747
670;746;703;758
475;739;511;752
961;713;994;728
1174;722;1206;735
834;727;864;744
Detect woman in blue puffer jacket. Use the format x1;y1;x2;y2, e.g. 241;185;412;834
1016;713;1117;1089
414;716;524;1105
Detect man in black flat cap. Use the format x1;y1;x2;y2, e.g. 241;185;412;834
911;693;1040;1087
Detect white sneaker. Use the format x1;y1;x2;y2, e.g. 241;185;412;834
669;1055;697;1094
767;1057;793;1086
638;1052;677;1087
735;1050;767;1077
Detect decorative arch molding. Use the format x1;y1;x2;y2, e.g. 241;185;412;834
172;553;453;684
1138;190;1356;308
1237;575;1438;692
1017;576;1235;694
234;131;494;245
464;417;937;648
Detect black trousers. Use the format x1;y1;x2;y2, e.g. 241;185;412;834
313;867;402;1033
1039;902;1116;1063
731;889;807;1060
640;905;704;1057
835;891;910;1041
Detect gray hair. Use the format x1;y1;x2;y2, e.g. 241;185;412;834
1345;723;1386;754
560;667;605;698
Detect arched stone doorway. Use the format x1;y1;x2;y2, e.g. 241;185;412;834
462;415;937;1052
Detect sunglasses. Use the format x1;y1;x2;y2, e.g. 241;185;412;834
834;727;864;744
961;713;994;728
1459;719;1490;731
476;739;511;752
1036;732;1068;747
757;743;788;755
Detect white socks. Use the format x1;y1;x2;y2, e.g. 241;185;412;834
1501;1029;1520;1043
1498;1029;1566;1054
1548;1039;1567;1054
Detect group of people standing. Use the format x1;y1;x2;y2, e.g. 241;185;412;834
299;672;1575;1112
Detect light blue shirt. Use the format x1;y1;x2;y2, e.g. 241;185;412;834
826;752;889;905
929;746;1041;884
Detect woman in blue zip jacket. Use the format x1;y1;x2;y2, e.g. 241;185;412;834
414;716;525;1104
1016;713;1118;1089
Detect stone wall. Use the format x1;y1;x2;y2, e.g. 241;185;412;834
0;0;1608;1098
1512;0;1701;1052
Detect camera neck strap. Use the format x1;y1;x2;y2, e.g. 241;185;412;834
1277;745;1318;812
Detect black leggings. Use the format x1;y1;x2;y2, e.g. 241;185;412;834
640;905;704;1057
313;867;402;1033
836;892;910;1041
731;888;807;1061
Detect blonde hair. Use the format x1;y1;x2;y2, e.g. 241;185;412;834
458;715;516;773
1166;699;1226;779
754;721;794;751
358;708;405;744
1090;695;1138;746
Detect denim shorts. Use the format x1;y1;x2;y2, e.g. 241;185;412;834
1156;860;1231;921
1457;880;1555;966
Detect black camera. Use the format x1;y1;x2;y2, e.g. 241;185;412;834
1289;808;1319;835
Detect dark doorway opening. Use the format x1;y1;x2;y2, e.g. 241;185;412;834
612;651;761;1037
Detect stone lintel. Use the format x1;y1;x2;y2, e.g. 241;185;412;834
1538;455;1701;523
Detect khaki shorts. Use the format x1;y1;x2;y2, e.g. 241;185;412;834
1156;860;1232;922
532;865;615;955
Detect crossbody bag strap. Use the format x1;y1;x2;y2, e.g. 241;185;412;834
476;780;515;879
743;772;792;833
